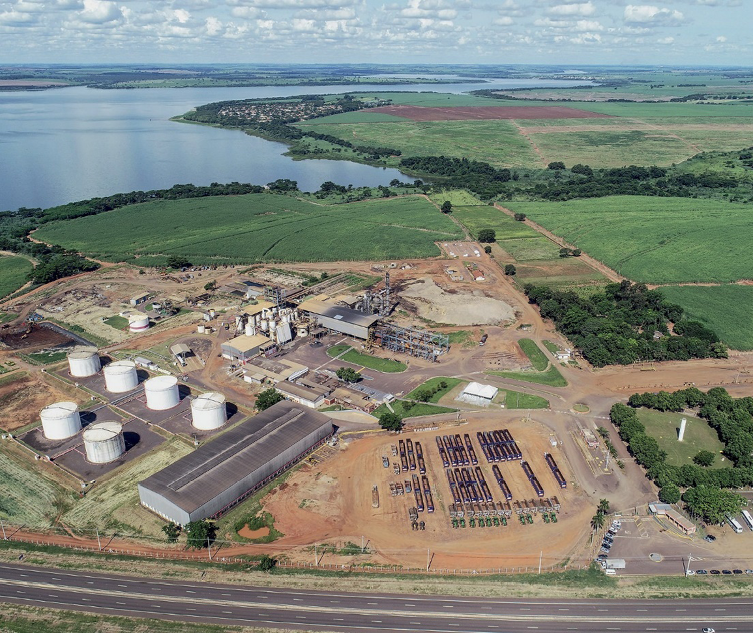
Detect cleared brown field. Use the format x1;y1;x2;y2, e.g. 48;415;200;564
369;105;613;121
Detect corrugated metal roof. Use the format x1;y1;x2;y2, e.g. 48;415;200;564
461;382;498;400
299;299;380;328
139;401;333;514
222;334;272;353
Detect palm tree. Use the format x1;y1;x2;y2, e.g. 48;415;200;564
598;498;610;515
591;512;605;532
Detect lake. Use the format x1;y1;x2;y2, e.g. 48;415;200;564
0;77;591;211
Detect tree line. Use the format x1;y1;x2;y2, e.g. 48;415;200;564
524;280;727;367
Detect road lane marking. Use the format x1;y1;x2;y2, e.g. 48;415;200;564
186;590;195;594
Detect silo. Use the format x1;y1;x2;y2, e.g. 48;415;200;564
40;401;81;440
144;375;180;410
104;360;138;393
83;421;125;463
260;319;269;332
197;324;205;334
191;392;227;430
67;348;101;378
245;322;254;336
128;314;150;332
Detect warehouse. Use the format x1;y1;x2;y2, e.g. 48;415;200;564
138;401;334;525
275;381;332;409
456;381;499;407
298;297;380;340
221;333;273;363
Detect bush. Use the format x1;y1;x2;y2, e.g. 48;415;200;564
504;264;516;276
257;555;277;571
693;450;715;467
658;484;681;504
477;228;496;243
379;412;403;431
256;388;284;411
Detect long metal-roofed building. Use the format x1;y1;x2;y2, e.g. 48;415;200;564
137;401;334;525
298;297;380;340
221;333;273;363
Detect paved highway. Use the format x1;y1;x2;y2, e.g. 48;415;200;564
0;563;750;632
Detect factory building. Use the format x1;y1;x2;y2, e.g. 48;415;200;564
274;381;332;409
221;334;274;363
298;297;380;340
138;401;334;525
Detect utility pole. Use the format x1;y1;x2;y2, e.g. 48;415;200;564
361;535;364;553
96;528;101;551
539;550;543;575
315;543;318;566
426;548;430;572
207;536;211;560
687;552;692;576
1;520;6;541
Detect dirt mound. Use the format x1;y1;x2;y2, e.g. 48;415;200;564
369;105;613;121
401;277;515;326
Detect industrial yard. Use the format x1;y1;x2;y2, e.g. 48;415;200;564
1;215;753;574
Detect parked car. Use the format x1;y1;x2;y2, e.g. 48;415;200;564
596;554;608;561
696;569;708;575
710;569;721;575
685;570;695;576
745;569;753;574
703;534;716;543
733;569;743;575
722;569;733;575
702;627;715;633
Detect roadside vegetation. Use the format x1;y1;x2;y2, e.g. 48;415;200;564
486;365;567;388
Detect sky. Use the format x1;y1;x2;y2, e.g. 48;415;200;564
0;0;749;66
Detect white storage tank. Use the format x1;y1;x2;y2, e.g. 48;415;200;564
144;375;180;410
191;392;227;430
40;401;81;440
104;360;138;393
128;314;150;332
67;348;100;378
83;421;125;464
197;324;205;334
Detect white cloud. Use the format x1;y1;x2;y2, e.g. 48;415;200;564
657;36;673;44
716;35;726;42
0;9;37;24
79;0;122;24
548;2;595;17
624;5;685;26
493;16;513;25
230;6;264;18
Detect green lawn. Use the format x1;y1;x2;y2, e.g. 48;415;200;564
405;377;464;403
498;389;550;409
104;315;129;330
543;340;560;353
22;350;68;365
373;400;457;418
518;338;549;371
508;197;753;284
447;330;477;347
34;194;462;265
0;254;32;299
636;409;728;469
328;345;407;373
486;365;568;388
659;285;753;351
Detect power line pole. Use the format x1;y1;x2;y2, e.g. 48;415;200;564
539;550;543;575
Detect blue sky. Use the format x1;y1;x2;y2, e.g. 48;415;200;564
0;0;748;66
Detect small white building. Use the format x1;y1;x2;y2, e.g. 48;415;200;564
456;382;499;407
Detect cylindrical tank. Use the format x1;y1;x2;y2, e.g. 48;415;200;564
144;375;180;410
296;325;308;338
67;348;100;378
40;401;81;440
254;314;261;326
260;319;269;332
83;421;125;463
234;315;242;329
197;324;205;334
209;309;216;319
245;322;254;336
191;392;227;430
128;314;149;332
103;360;138;393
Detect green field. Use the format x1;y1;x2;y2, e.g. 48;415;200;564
33;194;462;265
297;120;538;169
637;409;728;469
498;389;550;409
0;254;32;299
660;285;753;351
373;400;457;418
327;345;407;373
451;205;540;241
0;450;63;526
518;339;549;371
405;377;464;403
486;365;567;388
508;197;753;284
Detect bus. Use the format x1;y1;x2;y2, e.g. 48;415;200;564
726;514;743;534
741;510;753;531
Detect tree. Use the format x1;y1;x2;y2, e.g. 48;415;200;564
336;367;360;383
548;161;566;170
559;247;572;258
379;412;403;432
504;264;516;276
596;426;610;439
257;555;277;571
658;484;681;504
571;163;593;176
572;249;582;257
484;245;492;254
166;255;191;269
441;201;452;214
161;522;181;543
683;484;745;524
591;512;605;531
513;213;526;221
185;520;215;549
477;229;496;243
256;388;284;411
204;280;217;292
693;450;715;467
598;498;610;515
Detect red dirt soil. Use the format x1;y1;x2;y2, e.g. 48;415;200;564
369;105;613;121
237;525;270;539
